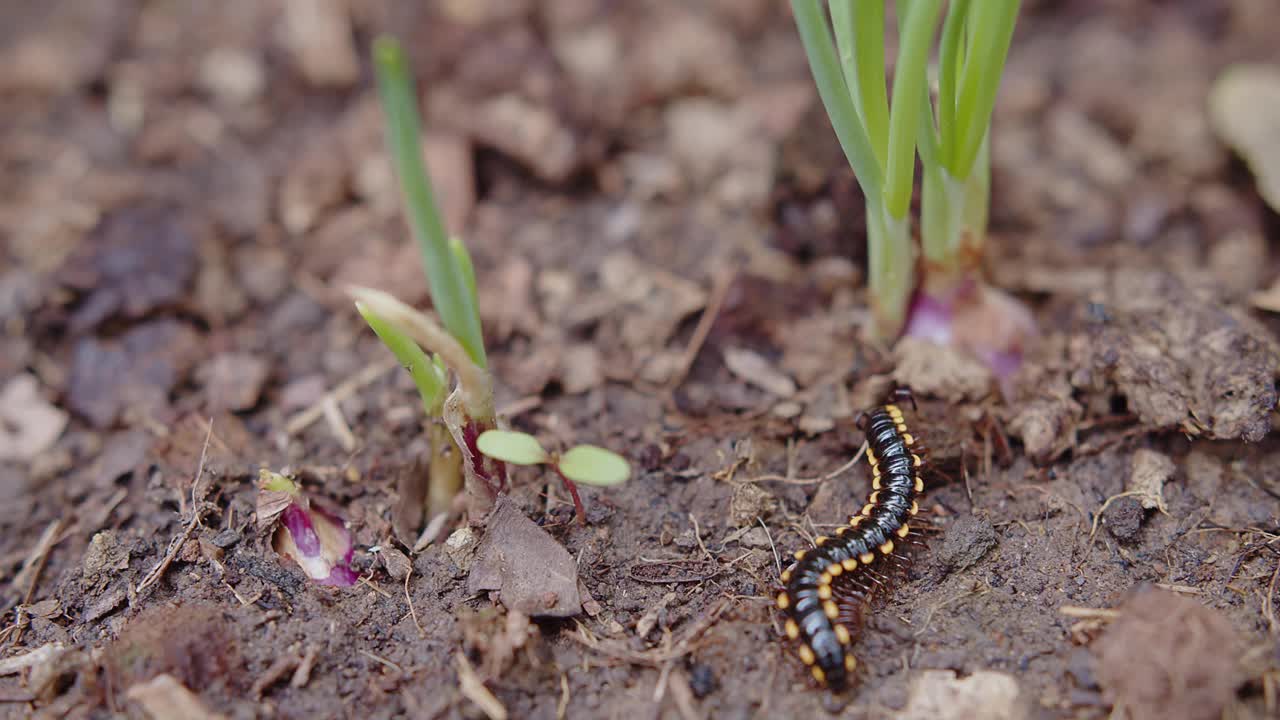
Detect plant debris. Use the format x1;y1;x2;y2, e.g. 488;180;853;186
1093;589;1246;720
467;498;582;618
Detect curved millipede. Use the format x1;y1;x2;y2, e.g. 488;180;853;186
775;396;925;691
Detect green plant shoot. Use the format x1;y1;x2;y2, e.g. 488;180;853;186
476;429;631;523
356;301;447;415
790;1;1022;341
373;37;486;368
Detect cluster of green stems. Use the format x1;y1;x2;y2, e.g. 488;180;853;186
791;0;1020;337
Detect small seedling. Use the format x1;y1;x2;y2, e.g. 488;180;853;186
477;430;631;522
791;1;1034;382
353;36;630;526
257;470;357;586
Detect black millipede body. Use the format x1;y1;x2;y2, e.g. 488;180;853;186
775;397;925;691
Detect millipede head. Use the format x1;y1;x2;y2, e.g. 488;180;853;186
888;386;917;411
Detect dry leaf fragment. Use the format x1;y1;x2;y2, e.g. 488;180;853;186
722;347;796;397
1127;449;1174;513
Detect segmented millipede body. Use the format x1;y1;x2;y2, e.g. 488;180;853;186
775;397;925;690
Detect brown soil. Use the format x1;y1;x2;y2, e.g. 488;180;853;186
3;2;1280;719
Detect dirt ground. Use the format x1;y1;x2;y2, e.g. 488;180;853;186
3;1;1280;719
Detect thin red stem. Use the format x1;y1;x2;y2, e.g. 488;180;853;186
554;467;587;525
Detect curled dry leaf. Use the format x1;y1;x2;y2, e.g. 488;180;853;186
467;498;581;617
1127;449;1174;513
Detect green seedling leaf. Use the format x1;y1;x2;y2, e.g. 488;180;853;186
557;445;630;487
356;301;447;414
477;430;550;466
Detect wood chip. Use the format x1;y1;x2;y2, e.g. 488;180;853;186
722;347;796;397
0;643;66;676
126;674;227;720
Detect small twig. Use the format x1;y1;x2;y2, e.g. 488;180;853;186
359;576;393;599
358;649;404;675
688;513;712;562
1265;557;1280;635
455;651;507;720
321;396;358;452
1088;490;1147;546
758;517;782;578
742;441;867;485
284;360;396;436
1058;605;1121;620
137;420;214;598
556;672;571;720
405;571;425;639
668;269;735;391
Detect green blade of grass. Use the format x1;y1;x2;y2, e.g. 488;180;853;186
951;0;1020;178
356;301;446;414
830;1;889;171
790;0;884;206
449;237;479;322
936;0;971;172
373;36;487;368
884;0;943;219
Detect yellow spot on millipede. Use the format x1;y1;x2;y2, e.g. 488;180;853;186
818;585;832;600
902;433;915;445
785;619;799;639
781;569;792;583
827;563;842;577
859;551;875;564
842;558;858;571
776;592;790;610
844;655;857;672
861;504;875;516
885;404;901;416
915;477;925;492
872;477;881;490
824;600;839;619
849;515;865;527
835;624;851;645
912;453;922;467
799;645;815;665
879;540;895;555
897;523;911;538
896;423;908;433
819;572;832;586
910;501;919;515
794;550;806;561
869;491;880;504
816;536;830;547
812;666;826;683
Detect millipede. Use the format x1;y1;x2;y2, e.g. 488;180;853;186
775;389;927;691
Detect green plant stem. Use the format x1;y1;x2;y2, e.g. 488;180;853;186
427;421;463;517
373;37;487;369
920;129;991;292
867;201;914;337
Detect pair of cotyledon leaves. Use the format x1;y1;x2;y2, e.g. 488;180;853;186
476;430;630;487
